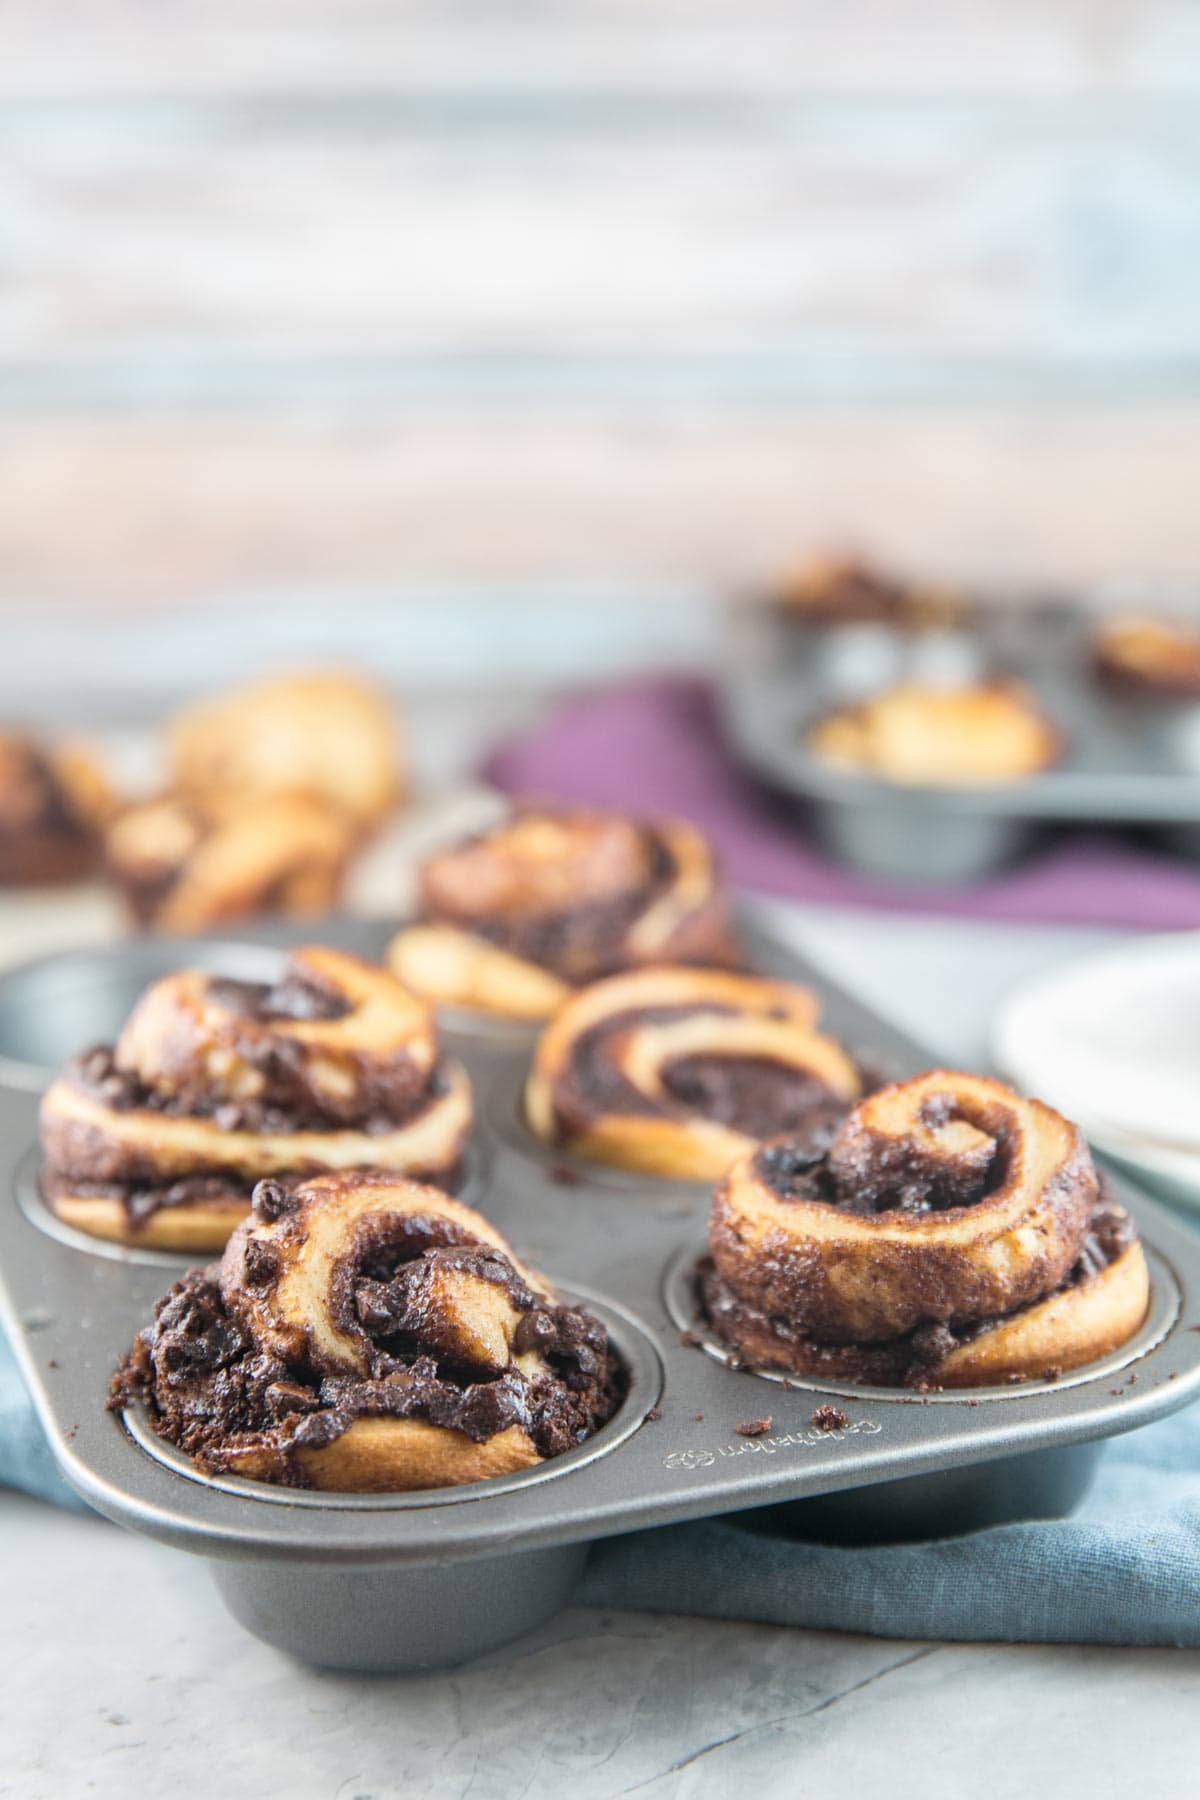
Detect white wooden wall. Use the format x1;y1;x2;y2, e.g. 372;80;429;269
3;2;1200;635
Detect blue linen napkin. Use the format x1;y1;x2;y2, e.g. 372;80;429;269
579;1406;1200;1647
4;1319;1197;1644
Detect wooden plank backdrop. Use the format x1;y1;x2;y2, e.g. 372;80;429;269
3;1;1200;653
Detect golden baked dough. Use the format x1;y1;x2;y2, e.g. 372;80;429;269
389;807;740;1019
41;946;472;1250
104;792;356;930
525;965;860;1179
112;1174;617;1493
169;669;403;833
704;1070;1149;1387
1093;614;1200;698
808;681;1059;786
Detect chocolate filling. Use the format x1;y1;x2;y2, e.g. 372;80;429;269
549;1004;854;1145
661;1056;850;1144
43;1170;250;1229
752;1101;1008;1217
66;1030;444;1137
111;1221;621;1485
700;1196;1137;1389
206;974;352;1025
44;1154;466;1227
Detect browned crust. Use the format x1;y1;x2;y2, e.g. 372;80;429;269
709;1071;1097;1342
706;1241;1149;1389
389;813;739;1018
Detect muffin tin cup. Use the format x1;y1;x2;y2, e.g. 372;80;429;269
722;604;1200;882
2;916;1200;1671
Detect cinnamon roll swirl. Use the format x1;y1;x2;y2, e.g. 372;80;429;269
40;947;472;1251
388;806;740;1020
111;1174;619;1492
104;793;357;931
704;1070;1150;1387
525;967;861;1180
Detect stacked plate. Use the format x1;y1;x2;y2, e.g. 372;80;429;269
994;932;1200;1214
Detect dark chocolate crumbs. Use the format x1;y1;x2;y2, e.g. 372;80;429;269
736;1416;772;1437
251;1179;295;1222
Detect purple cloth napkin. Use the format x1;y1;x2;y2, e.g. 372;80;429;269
483;676;1200;931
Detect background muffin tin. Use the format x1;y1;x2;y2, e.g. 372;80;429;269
719;600;1200;882
2;915;1200;1672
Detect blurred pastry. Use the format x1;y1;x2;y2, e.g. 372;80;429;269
777;555;962;630
389;806;740;1019
703;1070;1149;1387
0;730;114;885
104;792;356;930
808;680;1059;786
111;1173;618;1491
169;669;403;835
525;966;860;1178
40;946;473;1251
1092;615;1200;699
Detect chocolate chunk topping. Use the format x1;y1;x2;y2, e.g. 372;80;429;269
242;1238;281;1290
251;1178;295;1222
113;1238;622;1486
208;974;351;1025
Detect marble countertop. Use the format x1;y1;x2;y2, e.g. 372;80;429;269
6;1484;1199;1800
4;885;1199;1798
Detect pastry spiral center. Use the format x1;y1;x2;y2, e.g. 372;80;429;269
757;1090;1013;1216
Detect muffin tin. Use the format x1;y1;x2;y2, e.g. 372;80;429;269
719;600;1200;882
2;914;1200;1672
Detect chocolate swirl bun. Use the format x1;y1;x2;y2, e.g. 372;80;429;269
525;967;861;1180
705;1070;1149;1387
112;1175;619;1492
388;807;740;1019
40;947;472;1252
808;681;1059;787
104;793;356;931
0;731;113;886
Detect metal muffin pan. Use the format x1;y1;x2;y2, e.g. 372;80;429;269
2;914;1200;1672
719;601;1200;882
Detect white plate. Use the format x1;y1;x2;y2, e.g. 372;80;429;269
992;930;1200;1214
